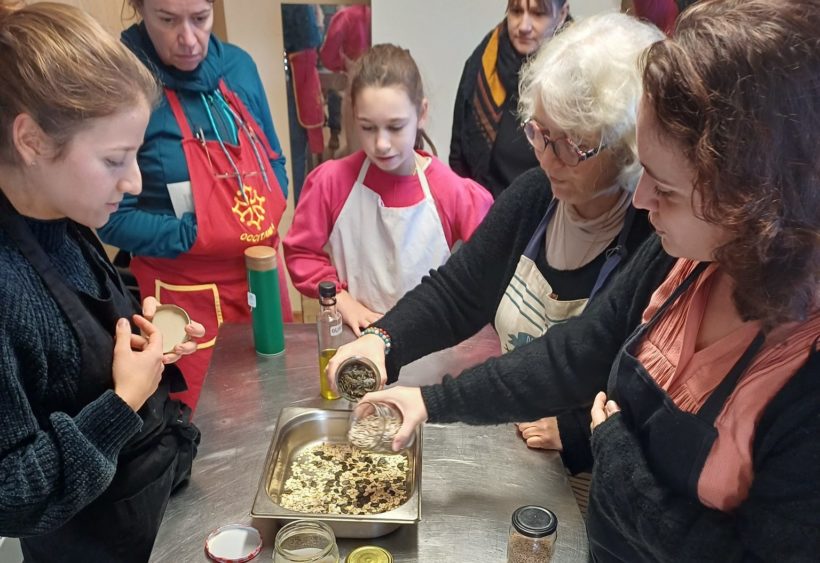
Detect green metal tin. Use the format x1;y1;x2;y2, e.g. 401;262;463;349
245;247;285;356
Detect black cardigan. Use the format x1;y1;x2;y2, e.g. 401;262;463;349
383;232;820;561
375;165;652;471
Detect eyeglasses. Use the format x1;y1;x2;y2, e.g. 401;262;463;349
523;119;605;167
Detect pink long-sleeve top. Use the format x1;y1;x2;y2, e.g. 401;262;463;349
283;150;493;298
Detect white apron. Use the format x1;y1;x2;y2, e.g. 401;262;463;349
494;200;634;353
327;154;451;313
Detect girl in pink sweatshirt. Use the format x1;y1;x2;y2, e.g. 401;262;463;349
284;44;493;334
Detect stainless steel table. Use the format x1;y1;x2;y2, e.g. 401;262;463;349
150;324;589;562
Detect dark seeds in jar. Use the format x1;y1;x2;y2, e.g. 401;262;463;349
507;532;555;563
336;359;378;400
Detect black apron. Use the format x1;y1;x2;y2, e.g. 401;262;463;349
0;193;200;563
587;262;765;562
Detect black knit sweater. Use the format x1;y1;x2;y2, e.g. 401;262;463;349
375;165;652;472
0;219;142;536
380;226;820;560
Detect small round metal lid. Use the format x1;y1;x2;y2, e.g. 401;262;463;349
150;304;191;354
204;524;262;563
511;505;557;538
335;356;380;402
346;545;394;563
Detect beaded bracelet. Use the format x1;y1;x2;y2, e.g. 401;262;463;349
361;326;392;355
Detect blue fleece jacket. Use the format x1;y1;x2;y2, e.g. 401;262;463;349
98;24;288;258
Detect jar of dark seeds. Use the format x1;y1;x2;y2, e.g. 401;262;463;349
506;505;557;563
335;356;380;402
347;401;413;453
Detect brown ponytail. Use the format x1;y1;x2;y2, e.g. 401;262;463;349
348;44;426;117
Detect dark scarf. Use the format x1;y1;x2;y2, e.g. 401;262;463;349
470;21;526;148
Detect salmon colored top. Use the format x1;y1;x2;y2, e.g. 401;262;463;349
635;259;819;511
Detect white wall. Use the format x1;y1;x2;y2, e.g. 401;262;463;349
372;0;619;164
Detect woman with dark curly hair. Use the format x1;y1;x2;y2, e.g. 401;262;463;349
333;0;819;559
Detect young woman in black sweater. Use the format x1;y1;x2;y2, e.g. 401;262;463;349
0;3;204;560
329;0;820;560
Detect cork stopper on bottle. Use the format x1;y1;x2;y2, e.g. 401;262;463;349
244;246;277;271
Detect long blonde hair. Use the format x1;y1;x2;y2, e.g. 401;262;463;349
0;1;159;164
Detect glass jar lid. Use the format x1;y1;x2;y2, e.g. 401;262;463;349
511;505;557;538
149;304;191;355
335;356;379;401
204;523;262;563
346;545;394;563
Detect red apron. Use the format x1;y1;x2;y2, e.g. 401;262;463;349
288;48;325;154
131;80;291;411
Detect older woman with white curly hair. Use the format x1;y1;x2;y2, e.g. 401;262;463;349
325;12;664;473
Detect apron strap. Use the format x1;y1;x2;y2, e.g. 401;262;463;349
217;80;280;161
696;330;766;424
624;261;711;353
414;153;434;202
0;192;98;334
647;261;710;327
356;157;371;185
73;225;141;311
164;88;196;141
588;205;637;300
414;152;446;225
522;199;558;260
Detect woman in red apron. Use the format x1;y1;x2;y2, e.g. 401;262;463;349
99;0;291;411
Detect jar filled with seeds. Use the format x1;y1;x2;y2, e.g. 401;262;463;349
335;356;380;402
273;520;340;563
347;401;413;453
506;505;557;563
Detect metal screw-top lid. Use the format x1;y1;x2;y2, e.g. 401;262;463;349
511;505;557;538
346;545;394;563
318;281;337;299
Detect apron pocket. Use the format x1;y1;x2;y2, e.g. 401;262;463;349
156;280;223;349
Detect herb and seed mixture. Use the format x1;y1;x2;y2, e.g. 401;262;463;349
336;361;378;400
279;443;408;515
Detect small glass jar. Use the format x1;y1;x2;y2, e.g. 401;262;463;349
347;401;413;453
273;520;340;563
506;505;557;563
335;356;380;402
